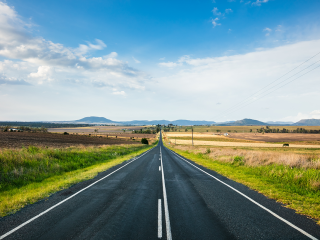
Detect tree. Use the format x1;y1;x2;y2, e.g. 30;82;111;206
141;138;149;144
185;128;188;132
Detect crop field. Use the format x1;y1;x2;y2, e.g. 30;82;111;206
48;125;152;134
166;132;320;143
0;132;148;149
169;139;320;148
176;125;320;133
165;132;320;148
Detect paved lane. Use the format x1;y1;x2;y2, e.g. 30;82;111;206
0;133;319;239
162;146;320;239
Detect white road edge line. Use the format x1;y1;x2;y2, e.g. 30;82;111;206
160;146;172;240
168;148;318;240
158;199;162;238
0;147;155;240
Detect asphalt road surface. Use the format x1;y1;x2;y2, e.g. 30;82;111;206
1;133;320;239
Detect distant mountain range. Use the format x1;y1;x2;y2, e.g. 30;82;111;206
67;116;320;126
73;117;216;126
215;118;266;126
2;117;320;127
292;119;320;126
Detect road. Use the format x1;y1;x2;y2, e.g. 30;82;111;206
1;133;320;239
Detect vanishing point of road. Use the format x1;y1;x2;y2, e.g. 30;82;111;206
1;133;320;240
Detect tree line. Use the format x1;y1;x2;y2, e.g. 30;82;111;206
255;126;320;134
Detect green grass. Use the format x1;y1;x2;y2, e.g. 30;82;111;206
165;143;320;224
0;142;156;217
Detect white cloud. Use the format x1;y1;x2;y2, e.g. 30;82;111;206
76;39;107;55
225;9;233;14
0;73;30;85
132;56;141;63
212;7;221;16
281;110;320;122
159;62;179;68
0;1;147;88
310;110;320;115
275;25;282;32
104;52;118;58
29;66;53;83
252;0;269;6
211;18;221;28
112;90;126;96
263;27;272;36
153;39;320;121
159;57;165;60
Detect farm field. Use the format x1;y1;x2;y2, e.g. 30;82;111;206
0;132;145;149
48;125;151;134
165;132;320;148
169;139;320;148
177;125;320;133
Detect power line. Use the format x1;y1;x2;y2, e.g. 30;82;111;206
213;51;320;120
220;64;320;118
218;59;320;117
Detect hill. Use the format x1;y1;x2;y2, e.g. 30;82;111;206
217;118;266;126
292;119;320;126
75;116;114;124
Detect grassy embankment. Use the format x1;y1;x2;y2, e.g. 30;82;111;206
0;142;157;217
164;138;320;224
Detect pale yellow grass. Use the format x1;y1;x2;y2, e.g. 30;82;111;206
170;139;320;148
166;133;222;138
172;145;320;169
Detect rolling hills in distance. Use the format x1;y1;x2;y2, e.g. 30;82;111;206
58;116;320;126
1;116;320;126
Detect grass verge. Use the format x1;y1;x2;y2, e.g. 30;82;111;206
0;142;156;217
165;143;320;225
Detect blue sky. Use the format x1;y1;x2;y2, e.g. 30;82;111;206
1;0;320;122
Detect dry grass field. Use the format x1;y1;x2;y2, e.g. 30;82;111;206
169;139;320;148
165;132;320;148
176;125;320;133
48;125;148;134
171;145;320;169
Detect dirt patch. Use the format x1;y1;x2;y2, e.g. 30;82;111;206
228;133;320;143
48;126;152;134
0;132;141;149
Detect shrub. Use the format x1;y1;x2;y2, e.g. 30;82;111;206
141;138;149;144
63;132;69;135
233;156;244;165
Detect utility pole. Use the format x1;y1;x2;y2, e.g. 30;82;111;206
192;127;193;146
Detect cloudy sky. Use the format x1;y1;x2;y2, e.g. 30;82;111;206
0;0;320;122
